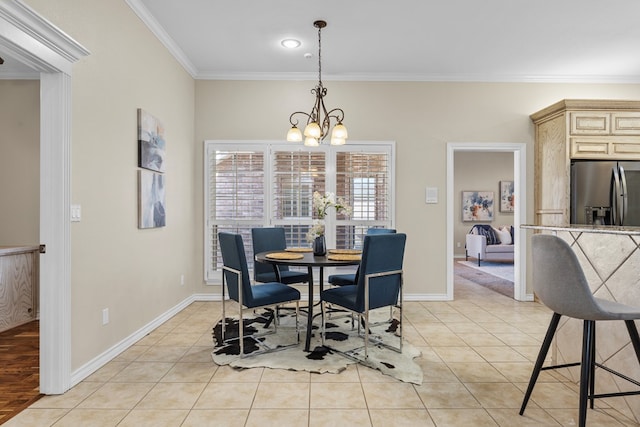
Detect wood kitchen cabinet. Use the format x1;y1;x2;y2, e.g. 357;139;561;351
0;246;39;332
531;100;640;225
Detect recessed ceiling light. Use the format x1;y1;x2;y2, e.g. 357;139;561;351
281;39;301;49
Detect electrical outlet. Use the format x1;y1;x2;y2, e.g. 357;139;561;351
180;274;185;286
456;242;461;248
102;308;109;325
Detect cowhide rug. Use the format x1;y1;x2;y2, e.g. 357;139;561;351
211;308;423;384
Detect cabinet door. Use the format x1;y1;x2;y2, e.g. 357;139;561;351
571;137;640;160
536;116;570;225
570;112;610;135
570;137;610;158
0;253;35;332
612;140;640;158
612;112;640;135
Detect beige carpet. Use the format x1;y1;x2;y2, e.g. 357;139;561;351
455;261;514;298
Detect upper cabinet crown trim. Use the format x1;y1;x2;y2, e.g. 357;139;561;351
531;100;640;124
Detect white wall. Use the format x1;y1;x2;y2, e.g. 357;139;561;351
0;80;39;246
195;81;640;297
28;0;197;370
12;0;640;373
453;151;514;257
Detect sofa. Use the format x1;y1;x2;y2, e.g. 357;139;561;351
465;224;514;266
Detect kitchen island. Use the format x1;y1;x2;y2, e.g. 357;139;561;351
522;224;640;421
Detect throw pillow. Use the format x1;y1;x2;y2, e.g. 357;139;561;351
471;224;498;245
496;226;512;245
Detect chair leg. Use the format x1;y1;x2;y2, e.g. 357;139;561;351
364;311;370;359
520;312;561;415
589;323;596;409
321;300;326;347
221;276;227;342
579;320;595;427
239;305;245;357
295;301;300;343
625;320;640;366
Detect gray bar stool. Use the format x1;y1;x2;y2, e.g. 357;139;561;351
520;234;640;427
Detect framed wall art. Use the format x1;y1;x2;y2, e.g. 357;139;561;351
137;108;166;173
138;170;166;228
462;191;494;222
499;180;514;212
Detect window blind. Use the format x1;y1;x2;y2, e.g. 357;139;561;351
204;141;394;283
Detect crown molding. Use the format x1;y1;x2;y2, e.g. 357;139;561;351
0;0;89;74
125;0;198;78
194;70;640;84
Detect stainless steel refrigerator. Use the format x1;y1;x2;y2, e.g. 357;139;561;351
571;160;640;226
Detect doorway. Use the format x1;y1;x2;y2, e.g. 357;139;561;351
0;2;89;394
446;142;531;301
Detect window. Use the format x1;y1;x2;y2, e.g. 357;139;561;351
204;141;395;283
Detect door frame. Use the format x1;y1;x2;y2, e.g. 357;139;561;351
0;0;89;394
446;142;531;301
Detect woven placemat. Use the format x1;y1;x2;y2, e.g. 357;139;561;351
327;253;361;261
328;249;362;255
285;247;313;253
266;252;305;260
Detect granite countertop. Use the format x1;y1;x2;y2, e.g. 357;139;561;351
521;224;640;236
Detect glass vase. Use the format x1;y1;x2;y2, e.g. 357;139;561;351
313;235;326;256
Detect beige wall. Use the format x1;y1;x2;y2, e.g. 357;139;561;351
28;0;197;370
454;151;514;257
195;80;640;297
11;0;640;375
0;80;39;246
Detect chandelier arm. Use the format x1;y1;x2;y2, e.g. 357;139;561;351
289;111;311;127
325;107;345;123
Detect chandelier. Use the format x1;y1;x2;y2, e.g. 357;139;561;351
286;20;348;146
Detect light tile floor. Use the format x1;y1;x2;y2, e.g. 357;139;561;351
6;273;640;426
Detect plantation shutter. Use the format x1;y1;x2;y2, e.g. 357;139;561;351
335;146;393;249
204;144;266;280
271;148;327;247
204;141;394;283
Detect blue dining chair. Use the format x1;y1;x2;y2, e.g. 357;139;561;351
218;232;301;357
251;227;310;285
321;233;406;359
327;228;396;287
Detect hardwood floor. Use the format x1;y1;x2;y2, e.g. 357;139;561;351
0;321;41;425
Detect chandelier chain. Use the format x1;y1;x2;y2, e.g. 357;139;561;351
317;23;322;87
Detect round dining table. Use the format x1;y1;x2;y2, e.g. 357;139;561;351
254;250;361;352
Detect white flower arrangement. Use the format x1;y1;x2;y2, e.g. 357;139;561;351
313;191;352;219
307;191;352;242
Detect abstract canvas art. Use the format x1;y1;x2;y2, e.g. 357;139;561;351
138;170;166;228
138;108;166;173
500;180;515;212
462;191;494;222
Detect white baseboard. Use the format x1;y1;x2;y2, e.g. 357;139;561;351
67;289;481;387
69;294;197;388
404;293;452;301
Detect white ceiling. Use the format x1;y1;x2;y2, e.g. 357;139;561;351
131;0;640;83
2;0;640;82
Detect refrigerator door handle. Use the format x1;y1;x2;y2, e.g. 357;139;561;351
620;165;628;226
611;166;622;225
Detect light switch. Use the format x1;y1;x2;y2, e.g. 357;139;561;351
71;204;81;222
425;187;438;204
